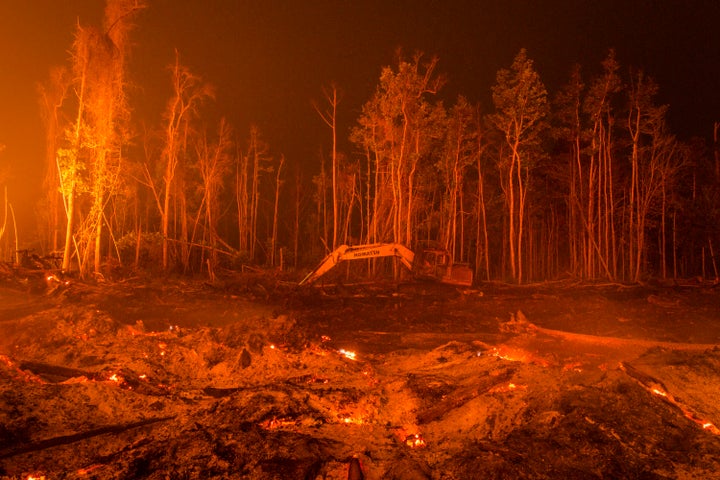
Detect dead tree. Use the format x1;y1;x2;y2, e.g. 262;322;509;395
314;84;341;250
158;52;212;270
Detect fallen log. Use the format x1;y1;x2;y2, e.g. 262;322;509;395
416;368;515;424
18;360;100;383
620;362;720;435
16;360;170;396
0;416;175;459
618;361;669;394
203;386;240;397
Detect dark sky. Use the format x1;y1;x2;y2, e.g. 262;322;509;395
1;0;719;236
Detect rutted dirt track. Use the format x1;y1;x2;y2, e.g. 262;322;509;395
1;275;720;479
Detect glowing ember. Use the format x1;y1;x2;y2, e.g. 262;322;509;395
634;376;720;436
341;416;364;425
321;335;331;342
0;355;45;384
27;475;46;480
109;373;121;382
0;355;15;367
683;412;720;435
489;382;527;394
338;349;357;361
77;465;103;475
405;433;426;448
260;417;297;430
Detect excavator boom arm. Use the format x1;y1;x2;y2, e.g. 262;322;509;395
298;243;415;285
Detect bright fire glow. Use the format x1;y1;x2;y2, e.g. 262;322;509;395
338;349;357;361
652;388;667;397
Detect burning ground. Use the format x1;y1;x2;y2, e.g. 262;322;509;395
1;274;720;479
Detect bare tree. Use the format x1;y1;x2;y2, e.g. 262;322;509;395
157;51;212;270
241;126;272;261
194;118;232;273
270;155;285;267
314;84;341;249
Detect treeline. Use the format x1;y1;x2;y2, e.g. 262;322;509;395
33;0;720;283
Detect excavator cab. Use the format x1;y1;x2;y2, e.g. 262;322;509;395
416;249;474;287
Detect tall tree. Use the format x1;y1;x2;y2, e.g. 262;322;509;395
37;67;69;253
314;84;341;249
270;155;285;267
440;96;476;261
582;51;622;280
195;118;232;272
489;49;548;282
55;0;145;277
157;51;212;270
626;70;685;282
352;52;444;247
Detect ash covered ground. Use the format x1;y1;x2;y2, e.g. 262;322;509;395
1;271;720;479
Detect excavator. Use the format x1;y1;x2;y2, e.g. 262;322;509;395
298;243;473;287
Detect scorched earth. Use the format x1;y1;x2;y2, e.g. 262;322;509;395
1;271;720;479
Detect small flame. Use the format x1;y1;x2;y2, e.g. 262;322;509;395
405;433;426;448
109;373;121;383
652;388;667;397
341;416;364;425
321;335;332;342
